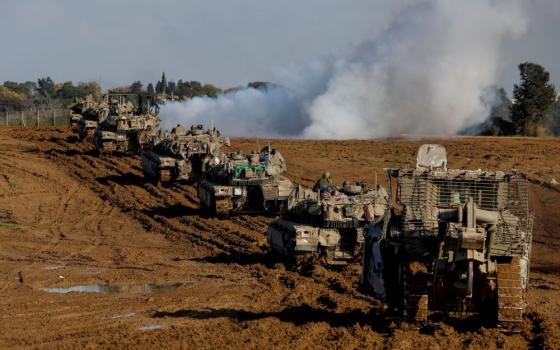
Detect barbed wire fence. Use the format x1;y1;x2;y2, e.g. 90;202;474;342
1;108;71;128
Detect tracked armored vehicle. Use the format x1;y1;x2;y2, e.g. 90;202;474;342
93;95;160;154
362;144;533;332
70;95;109;140
69;96;91;129
197;146;293;215
141;124;230;183
268;181;390;265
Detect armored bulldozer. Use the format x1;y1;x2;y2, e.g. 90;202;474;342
268;181;390;265
93;95;160;154
197;146;294;215
141;124;230;183
71;95;110;140
362;144;533;332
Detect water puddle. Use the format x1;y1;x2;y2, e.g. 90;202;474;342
44;265;66;270
138;324;162;331
39;281;189;294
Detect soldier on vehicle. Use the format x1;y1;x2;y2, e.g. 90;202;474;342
313;171;333;192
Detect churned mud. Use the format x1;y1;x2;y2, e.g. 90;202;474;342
0;127;559;349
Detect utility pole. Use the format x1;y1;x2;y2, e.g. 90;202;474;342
52;109;56;127
37;109;40;127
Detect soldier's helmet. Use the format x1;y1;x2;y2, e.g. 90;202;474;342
324;171;331;179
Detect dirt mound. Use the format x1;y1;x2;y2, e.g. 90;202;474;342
0;127;559;349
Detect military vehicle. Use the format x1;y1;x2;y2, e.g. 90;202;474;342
361;144;533;332
267;181;390;265
197;146;293;215
93;95;160;154
70;95;109;140
69;97;89;129
141;124;230;183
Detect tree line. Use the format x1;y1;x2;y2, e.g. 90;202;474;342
0;78;101;111
109;72;223;99
0;72;232;113
1;65;558;136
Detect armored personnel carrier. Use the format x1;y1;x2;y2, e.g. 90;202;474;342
69;96;91;129
268;181;390;265
141;124;230;183
197;146;293;215
361;144;533;332
93;95;160;154
70;95;110;140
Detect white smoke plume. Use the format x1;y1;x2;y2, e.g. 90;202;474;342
161;0;528;139
160;86;307;137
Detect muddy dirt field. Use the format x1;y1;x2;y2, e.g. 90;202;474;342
0;127;559;349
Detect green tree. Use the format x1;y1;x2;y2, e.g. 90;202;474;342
223;86;243;94
55;81;87;99
155;80;163;94
3;81;36;97
160;72;167;94
129;81;144;94
77;81;101;96
0;86;29;111
37;77;55;100
248;81;271;90
147;83;155;95
190;81;203;96
108;86;131;94
203;83;221;98
175;80;184;96
167;81;176;95
512;62;557;136
176;80;192;97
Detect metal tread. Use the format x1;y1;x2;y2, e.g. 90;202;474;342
496;259;524;333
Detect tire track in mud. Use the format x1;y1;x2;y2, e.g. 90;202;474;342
22;130;272;260
0;136;111;280
1;292;159;349
8;128;558;348
13;131;357;294
16;131;392;316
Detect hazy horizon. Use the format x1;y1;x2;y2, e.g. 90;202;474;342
1;0;559;92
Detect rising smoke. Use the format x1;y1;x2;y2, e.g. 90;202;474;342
160;0;528;139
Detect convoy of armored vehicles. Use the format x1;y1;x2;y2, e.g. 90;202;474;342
92;95;160;154
70;93;160;150
64;95;536;332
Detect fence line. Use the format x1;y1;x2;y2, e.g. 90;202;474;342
2;108;71;127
